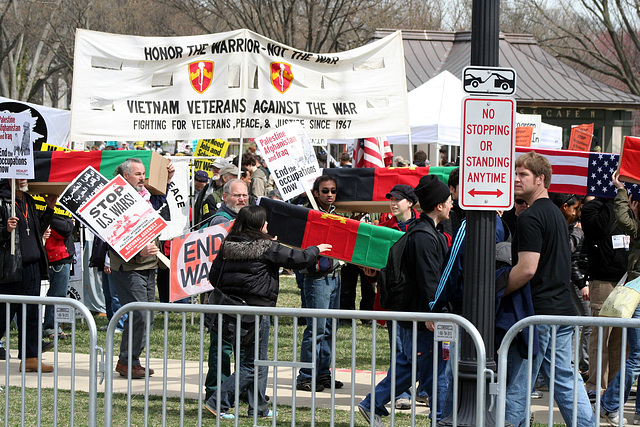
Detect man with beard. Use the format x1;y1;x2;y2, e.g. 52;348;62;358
110;158;174;379
208;179;249;226
0;179;57;372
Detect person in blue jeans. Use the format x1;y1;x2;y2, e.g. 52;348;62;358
505;152;595;426
358;175;452;425
296;176;344;392
600;302;640;425
43;215;76;339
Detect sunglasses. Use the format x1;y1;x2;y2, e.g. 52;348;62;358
515;199;528;205
321;188;337;194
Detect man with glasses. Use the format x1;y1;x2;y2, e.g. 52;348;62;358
296;175;344;392
208;179;249;226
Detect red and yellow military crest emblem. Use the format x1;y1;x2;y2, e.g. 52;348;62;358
270;62;293;94
189;61;214;94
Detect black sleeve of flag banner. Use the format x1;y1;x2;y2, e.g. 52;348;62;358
258;197;308;248
321;168;374;202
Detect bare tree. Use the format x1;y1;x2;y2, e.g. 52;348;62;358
510;0;640;95
161;0;389;52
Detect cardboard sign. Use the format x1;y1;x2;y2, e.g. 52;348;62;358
77;175;167;261
568;123;594;152
0;111;35;179
169;223;231;301
515;126;533;147
254;123;321;200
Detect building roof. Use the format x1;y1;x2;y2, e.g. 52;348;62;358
373;29;640;109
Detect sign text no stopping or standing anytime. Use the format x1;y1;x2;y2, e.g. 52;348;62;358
460;97;515;211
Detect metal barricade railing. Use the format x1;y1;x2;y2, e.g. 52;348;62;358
0;295;99;427
496;315;640;427
103;302;486;427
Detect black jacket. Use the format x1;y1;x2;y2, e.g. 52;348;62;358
209;235;320;307
581;197;628;282
400;215;448;329
0;180;53;281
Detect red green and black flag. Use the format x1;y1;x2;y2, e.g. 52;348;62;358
323;166;454;201
34;150;156;182
258;197;403;269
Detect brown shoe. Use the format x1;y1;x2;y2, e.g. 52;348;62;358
116;361;154;379
19;357;53;373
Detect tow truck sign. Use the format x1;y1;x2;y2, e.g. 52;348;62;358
460;97;515;211
463;66;516;96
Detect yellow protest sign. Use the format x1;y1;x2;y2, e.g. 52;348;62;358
193;139;229;174
32;195;72;217
41;142;72;151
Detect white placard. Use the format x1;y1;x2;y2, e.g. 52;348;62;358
254;123;321;200
0;111;35;179
70;29;409;141
460;97;516;210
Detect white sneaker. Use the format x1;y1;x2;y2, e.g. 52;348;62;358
395;397;411;410
601;410;627;426
633;413;640;425
358;403;384;427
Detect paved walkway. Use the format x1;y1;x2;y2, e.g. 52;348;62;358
1;350;637;424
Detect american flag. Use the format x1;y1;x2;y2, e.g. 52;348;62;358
516;147;640;198
354;137;393;168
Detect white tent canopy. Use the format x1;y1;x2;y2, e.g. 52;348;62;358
387;70;466;146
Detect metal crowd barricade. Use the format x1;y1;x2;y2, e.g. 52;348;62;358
0;295;99;426
103;302;486;427
496;315;640;427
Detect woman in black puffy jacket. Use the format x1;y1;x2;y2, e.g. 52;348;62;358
204;204;331;420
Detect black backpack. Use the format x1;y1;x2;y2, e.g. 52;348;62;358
378;221;434;310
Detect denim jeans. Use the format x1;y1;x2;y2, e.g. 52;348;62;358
387;323;428;402
43;263;71;336
297;273;340;383
601;302;640;415
359;325;447;419
204;330;233;401
505;324;595;427
101;272;125;331
206;315;270;416
111;268;155;366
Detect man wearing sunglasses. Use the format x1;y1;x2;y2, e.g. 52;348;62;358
296;175;343;392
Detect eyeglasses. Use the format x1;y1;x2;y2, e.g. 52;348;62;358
515;199;528;205
321;188;337;194
230;193;248;199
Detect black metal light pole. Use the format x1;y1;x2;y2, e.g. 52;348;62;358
440;1;500;426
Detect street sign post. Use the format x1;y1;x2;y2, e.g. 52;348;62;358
460;96;515;210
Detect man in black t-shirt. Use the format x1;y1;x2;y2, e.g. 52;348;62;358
504;152;595;427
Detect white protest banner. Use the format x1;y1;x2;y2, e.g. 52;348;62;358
254;123;321;200
159;156;190;240
77;175;167;261
70;29;409;141
0;111;35;179
169;223;231;302
0;96;71;150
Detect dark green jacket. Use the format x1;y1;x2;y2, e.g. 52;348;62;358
614;188;640;281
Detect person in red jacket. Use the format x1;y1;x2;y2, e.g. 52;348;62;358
43;214;75;340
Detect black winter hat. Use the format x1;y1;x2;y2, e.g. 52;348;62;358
413;175;450;211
